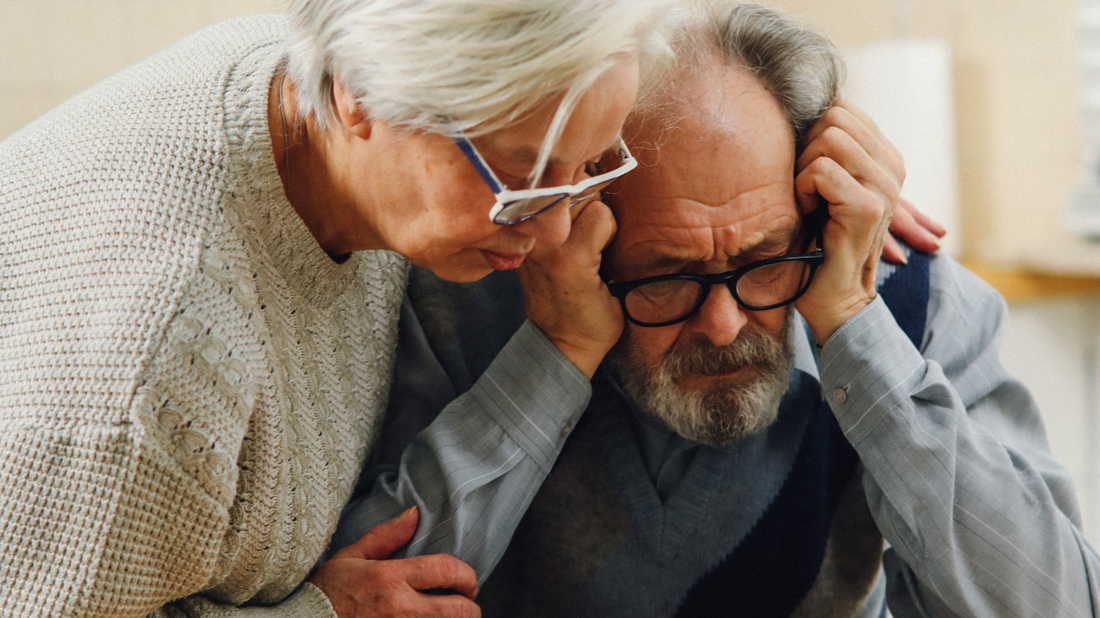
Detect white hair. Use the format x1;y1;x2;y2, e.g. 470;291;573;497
285;0;680;161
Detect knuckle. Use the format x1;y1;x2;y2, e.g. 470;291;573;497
431;555;459;582
374;595;407;617
444;597;481;618
369;562;405;590
819;124;844;144
820;105;848;127
461;599;483;618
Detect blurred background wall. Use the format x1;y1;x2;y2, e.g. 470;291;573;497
3;0;1099;540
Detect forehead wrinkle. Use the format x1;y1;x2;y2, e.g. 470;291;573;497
610;192;798;277
610;60;799;279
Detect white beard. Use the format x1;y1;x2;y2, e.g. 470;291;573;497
605;312;795;445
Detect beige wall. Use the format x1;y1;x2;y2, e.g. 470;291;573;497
0;0;1085;266
0;0;282;140
764;0;1085;265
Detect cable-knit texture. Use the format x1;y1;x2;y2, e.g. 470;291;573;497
0;16;408;617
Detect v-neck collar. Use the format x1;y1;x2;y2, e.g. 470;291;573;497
589;363;821;566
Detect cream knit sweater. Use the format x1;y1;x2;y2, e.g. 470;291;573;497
0;16;408;617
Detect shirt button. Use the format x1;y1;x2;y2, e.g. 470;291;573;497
832;387;849;404
560;422;573;438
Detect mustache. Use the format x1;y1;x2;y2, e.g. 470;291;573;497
662;329;784;380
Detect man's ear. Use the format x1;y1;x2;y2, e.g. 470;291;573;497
332;78;372;139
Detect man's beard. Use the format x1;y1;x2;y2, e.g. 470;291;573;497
605;312;795;445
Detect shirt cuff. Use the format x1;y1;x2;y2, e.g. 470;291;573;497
816;296;926;444
466;319;592;472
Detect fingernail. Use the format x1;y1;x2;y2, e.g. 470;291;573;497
401;505;419;519
897;251;909;265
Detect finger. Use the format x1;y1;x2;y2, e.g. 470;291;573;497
795;156;892;227
402;554;479;599
881;232;908;264
528;199;616;268
418;594;483;618
339;506;419;561
570;199;618;253
832;100;897;157
797;125;900;204
570;190;606;222
795;156;893;276
799;104;904;186
888;200;942;254
897;195;947;237
810;100;902;173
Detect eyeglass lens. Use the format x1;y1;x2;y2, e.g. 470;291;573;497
492;146;630;224
493;194;569;224
622;260;813;325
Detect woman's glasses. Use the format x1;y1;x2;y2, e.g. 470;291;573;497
448;126;637;224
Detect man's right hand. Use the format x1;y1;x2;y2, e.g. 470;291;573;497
311;507;481;618
516;198;623;378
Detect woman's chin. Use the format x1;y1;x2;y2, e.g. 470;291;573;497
416;257;495;283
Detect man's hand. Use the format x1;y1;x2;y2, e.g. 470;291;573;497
794;99;906;344
311;507;481;618
516;199;623;378
882;196;947;263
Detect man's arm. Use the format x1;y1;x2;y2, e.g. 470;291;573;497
328;278;591;583
819;252;1100;617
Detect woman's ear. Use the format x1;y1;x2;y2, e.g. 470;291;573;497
332;78;372;139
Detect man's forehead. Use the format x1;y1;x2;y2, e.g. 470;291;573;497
607;198;799;274
607;60;798;276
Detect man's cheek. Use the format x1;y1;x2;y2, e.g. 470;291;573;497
632;325;683;369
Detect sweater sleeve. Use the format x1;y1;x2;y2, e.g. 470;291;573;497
148;585;335;617
818;254;1100;617
0;296;337;618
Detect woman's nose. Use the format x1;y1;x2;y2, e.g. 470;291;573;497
688;283;748;347
510;200;572;247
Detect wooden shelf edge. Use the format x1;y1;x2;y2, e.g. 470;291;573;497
961;259;1100;303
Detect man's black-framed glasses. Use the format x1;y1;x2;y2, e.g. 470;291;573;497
604;230;824;328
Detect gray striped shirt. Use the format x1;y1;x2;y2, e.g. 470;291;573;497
331;254;1100;616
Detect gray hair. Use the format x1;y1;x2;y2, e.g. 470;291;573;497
637;1;843;154
285;0;679;141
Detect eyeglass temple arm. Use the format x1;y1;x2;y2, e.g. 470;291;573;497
450;134;504;193
801;198;830;250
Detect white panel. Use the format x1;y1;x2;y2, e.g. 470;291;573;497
1001;297;1099;543
844;39;961;256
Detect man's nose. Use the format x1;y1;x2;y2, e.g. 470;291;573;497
509;200;572;247
688;283;748;347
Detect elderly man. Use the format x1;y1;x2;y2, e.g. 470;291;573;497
327;3;1100;617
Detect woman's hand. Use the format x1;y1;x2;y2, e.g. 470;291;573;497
881;195;947;263
311;507;481;618
516;199;623;378
793;99;906;345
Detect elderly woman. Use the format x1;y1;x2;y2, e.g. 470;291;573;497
0;1;675;616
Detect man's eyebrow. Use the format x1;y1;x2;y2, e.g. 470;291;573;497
625;253;691;277
744;232;794;257
629;227;800;276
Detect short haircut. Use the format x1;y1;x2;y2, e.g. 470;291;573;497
635;1;844;155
